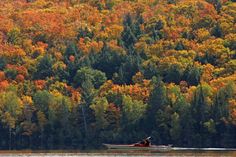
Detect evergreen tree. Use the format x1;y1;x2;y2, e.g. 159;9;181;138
73;67;107;89
64;42;80;60
182;65;201;86
115;53;142;84
141;61;160;79
164;64;182;84
175;42;185;51
0;57;7;70
191;85;209;146
212;23;223;38
121;13;143;49
121;26;137;49
145;77;167;134
94;44;124;79
34;55;54;80
79;79;97;147
33;90;53;117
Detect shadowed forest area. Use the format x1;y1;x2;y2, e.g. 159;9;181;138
0;0;236;150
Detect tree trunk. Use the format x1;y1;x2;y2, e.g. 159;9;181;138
9;127;11;150
40;129;43;149
81;105;88;146
29;135;32;149
81;105;88;134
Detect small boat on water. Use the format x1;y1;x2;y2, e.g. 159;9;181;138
103;143;172;151
103;137;172;152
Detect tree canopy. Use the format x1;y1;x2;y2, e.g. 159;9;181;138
0;0;235;149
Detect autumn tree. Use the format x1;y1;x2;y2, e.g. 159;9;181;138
0;89;23;150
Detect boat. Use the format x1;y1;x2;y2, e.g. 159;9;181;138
103;144;172;151
103;137;172;151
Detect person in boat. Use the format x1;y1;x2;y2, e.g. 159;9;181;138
134;137;151;147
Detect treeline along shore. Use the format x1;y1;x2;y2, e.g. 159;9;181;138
0;0;236;149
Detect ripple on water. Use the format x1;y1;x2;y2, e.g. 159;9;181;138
0;149;236;157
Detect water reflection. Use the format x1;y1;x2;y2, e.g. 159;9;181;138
0;149;236;157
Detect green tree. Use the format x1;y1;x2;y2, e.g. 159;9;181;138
73;67;107;89
7;28;22;45
179;104;195;146
170;112;181;143
78;79;97;147
90;97;109;130
164;64;182;84
48;95;72;148
212;23;223;38
191;85;210;147
175;42;185;51
121;26;137;49
0;57;7;70
182;65;201;86
141;60;160;79
121;13;143;49
94;45;124;79
145;18;164;41
64;42;81;60
145;77;167;133
121;95;147;127
212;81;235;145
4;68;18;80
116;54;142;84
33;90;53;117
0;90;23;150
34;55;54;80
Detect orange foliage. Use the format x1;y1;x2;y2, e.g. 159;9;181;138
164;27;184;41
16;10;68;39
78;38;88;53
34;80;46;90
78;38;104;53
0;44;26;58
0;16;14;33
111;83;150;102
65;85;81;104
71;89;81;104
6;64;28;77
107;40;125;54
210;74;236;91
36;42;48;50
0;80;9;91
201;64;215;83
0;71;5;81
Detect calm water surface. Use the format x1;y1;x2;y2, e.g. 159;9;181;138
0;148;236;157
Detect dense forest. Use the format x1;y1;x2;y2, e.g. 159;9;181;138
0;0;236;150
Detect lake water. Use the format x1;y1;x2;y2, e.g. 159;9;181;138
0;148;236;157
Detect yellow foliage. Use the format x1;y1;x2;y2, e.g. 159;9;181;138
194;28;210;42
22;96;33;106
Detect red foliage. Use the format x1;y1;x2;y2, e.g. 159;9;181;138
34;80;46;90
6;64;28;76
16;74;25;82
69;55;75;62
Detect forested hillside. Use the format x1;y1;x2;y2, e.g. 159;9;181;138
0;0;236;149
